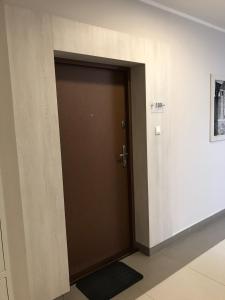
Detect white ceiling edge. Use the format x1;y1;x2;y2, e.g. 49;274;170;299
139;0;225;34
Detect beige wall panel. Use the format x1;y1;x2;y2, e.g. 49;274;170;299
0;169;15;300
4;5;69;300
51;15;171;249
3;3;171;298
130;65;150;246
52;15;158;248
0;224;5;274
0;278;8;300
52;16;151;63
2;0;225;297
0;1;30;299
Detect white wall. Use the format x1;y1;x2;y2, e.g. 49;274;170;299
4;0;225;247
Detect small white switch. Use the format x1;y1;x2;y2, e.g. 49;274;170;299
155;126;161;136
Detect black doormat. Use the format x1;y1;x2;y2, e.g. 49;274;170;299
76;261;143;299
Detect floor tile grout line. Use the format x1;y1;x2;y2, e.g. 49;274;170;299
186;264;225;288
160;246;217;266
62;234;225;299
143;265;225;300
145;293;156;300
157;250;190;267
142;239;225;299
157;238;225;277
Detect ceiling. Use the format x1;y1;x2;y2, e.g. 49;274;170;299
3;0;225;33
140;0;225;32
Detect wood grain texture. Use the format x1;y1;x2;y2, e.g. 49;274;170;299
0;224;5;274
2;3;170;299
0;1;29;299
0;169;16;300
52;16;169;247
0;278;8;300
52;15;171;250
130;65;150;246
51;15;154;249
52;16;150;63
4;4;70;300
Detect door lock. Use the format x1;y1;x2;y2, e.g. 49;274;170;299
120;145;128;168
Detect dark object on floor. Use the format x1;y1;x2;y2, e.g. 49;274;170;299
76;261;143;299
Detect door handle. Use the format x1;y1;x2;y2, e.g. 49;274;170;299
120;145;128;168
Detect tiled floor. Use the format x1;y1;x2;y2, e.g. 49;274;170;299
142;240;225;300
59;213;225;300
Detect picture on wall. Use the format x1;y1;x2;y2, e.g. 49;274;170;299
210;75;225;141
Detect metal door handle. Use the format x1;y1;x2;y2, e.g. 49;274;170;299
120;145;128;168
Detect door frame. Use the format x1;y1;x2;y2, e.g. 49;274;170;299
54;49;150;254
55;58;137;281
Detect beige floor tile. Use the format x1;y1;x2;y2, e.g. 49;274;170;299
147;267;225;300
122;251;183;291
159;230;219;266
188;241;225;286
82;252;180;298
63;280;145;300
59;235;225;300
136;294;154;300
63;285;87;300
112;283;145;300
217;239;225;248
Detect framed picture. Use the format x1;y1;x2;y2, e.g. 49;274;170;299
210;74;225;141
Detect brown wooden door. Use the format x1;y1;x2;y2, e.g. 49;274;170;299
55;60;134;283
